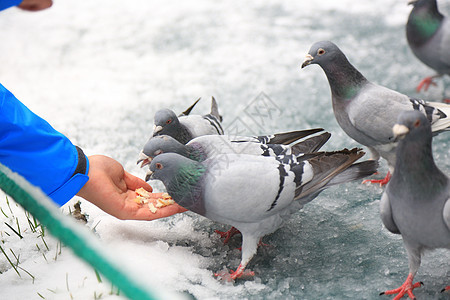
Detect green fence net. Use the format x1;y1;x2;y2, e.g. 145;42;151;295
0;163;159;300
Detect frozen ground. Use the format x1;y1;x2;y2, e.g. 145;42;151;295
0;0;449;299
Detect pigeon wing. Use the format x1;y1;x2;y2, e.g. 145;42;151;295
380;191;400;234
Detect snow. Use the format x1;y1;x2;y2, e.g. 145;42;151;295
0;0;450;299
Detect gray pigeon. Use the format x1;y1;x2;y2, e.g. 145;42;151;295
407;0;450;97
148;149;378;280
137;128;329;171
138;128;329;243
379;110;450;299
151;97;224;144
301;40;450;185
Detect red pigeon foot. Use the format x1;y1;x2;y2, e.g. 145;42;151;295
214;264;255;282
215;226;241;244
416;76;438;92
363;171;391;187
380;274;423;300
440;285;450;293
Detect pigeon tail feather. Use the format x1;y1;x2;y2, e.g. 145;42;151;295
328;160;379;186
179;98;201;116
295;148;371;200
260;128;324;145
210;97;223;122
428;101;450;132
290;132;331;154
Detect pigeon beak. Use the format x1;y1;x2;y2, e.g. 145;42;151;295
152;125;163;136
407;0;418;5
301;54;314;68
392;124;409;141
145;169;153;182
137;151;152;168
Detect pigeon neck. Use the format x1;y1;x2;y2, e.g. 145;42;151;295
167;163;206;214
177;125;193;144
186;144;207;161
407;2;443;46
394;135;447;193
323;59;368;100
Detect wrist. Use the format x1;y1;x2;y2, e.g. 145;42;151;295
48;146;90;205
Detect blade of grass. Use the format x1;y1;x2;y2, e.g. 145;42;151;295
54;241;61;261
4;222;23;239
94;269;102;283
0;206;8;218
15;217;21;236
41;235;49;251
25;211;37;233
17;265;35;283
66;272;70;292
9;248;19;266
0;245;20;277
5;195;13;215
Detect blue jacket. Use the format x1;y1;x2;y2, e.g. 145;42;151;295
0;83;89;205
0;0;22;11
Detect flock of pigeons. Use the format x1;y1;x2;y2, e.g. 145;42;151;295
137;0;450;299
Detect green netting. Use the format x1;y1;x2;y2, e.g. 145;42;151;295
0;163;158;300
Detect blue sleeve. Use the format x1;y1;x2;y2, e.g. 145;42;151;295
0;0;23;11
0;83;89;205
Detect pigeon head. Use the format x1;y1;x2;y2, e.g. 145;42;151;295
391;110;446;194
407;0;443;46
152;108;180;137
393;110;432;142
301;41;368;99
148;153;206;211
137;135;191;168
408;0;438;11
144;135;189;159
301;41;347;69
148;152;191;182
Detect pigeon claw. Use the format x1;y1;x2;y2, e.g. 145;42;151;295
440;285;450;293
380;274;422;300
214;264;255;282
416;76;438;92
362;171;391;187
215;227;241;244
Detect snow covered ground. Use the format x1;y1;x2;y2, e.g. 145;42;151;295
0;0;449;299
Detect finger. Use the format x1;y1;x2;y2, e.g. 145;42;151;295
124;171;153;192
133;203;188;221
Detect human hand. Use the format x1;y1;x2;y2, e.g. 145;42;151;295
76;155;187;220
18;0;52;11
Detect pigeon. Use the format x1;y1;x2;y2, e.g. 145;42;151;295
147;149;378;280
379;110;450;299
150;97;224;144
406;0;450;99
138;128;329;243
137;128;329;171
301;40;450;185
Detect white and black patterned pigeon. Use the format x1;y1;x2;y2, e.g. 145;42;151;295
147;149;378;280
406;0;450;99
138;128;329;243
151;97;224;144
137;128;329;171
379;110;450;299
301;40;450;185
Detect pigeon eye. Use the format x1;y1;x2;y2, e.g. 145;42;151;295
413;119;421;128
166;119;172;125
155;163;163;170
318;48;326;56
154;149;163;156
